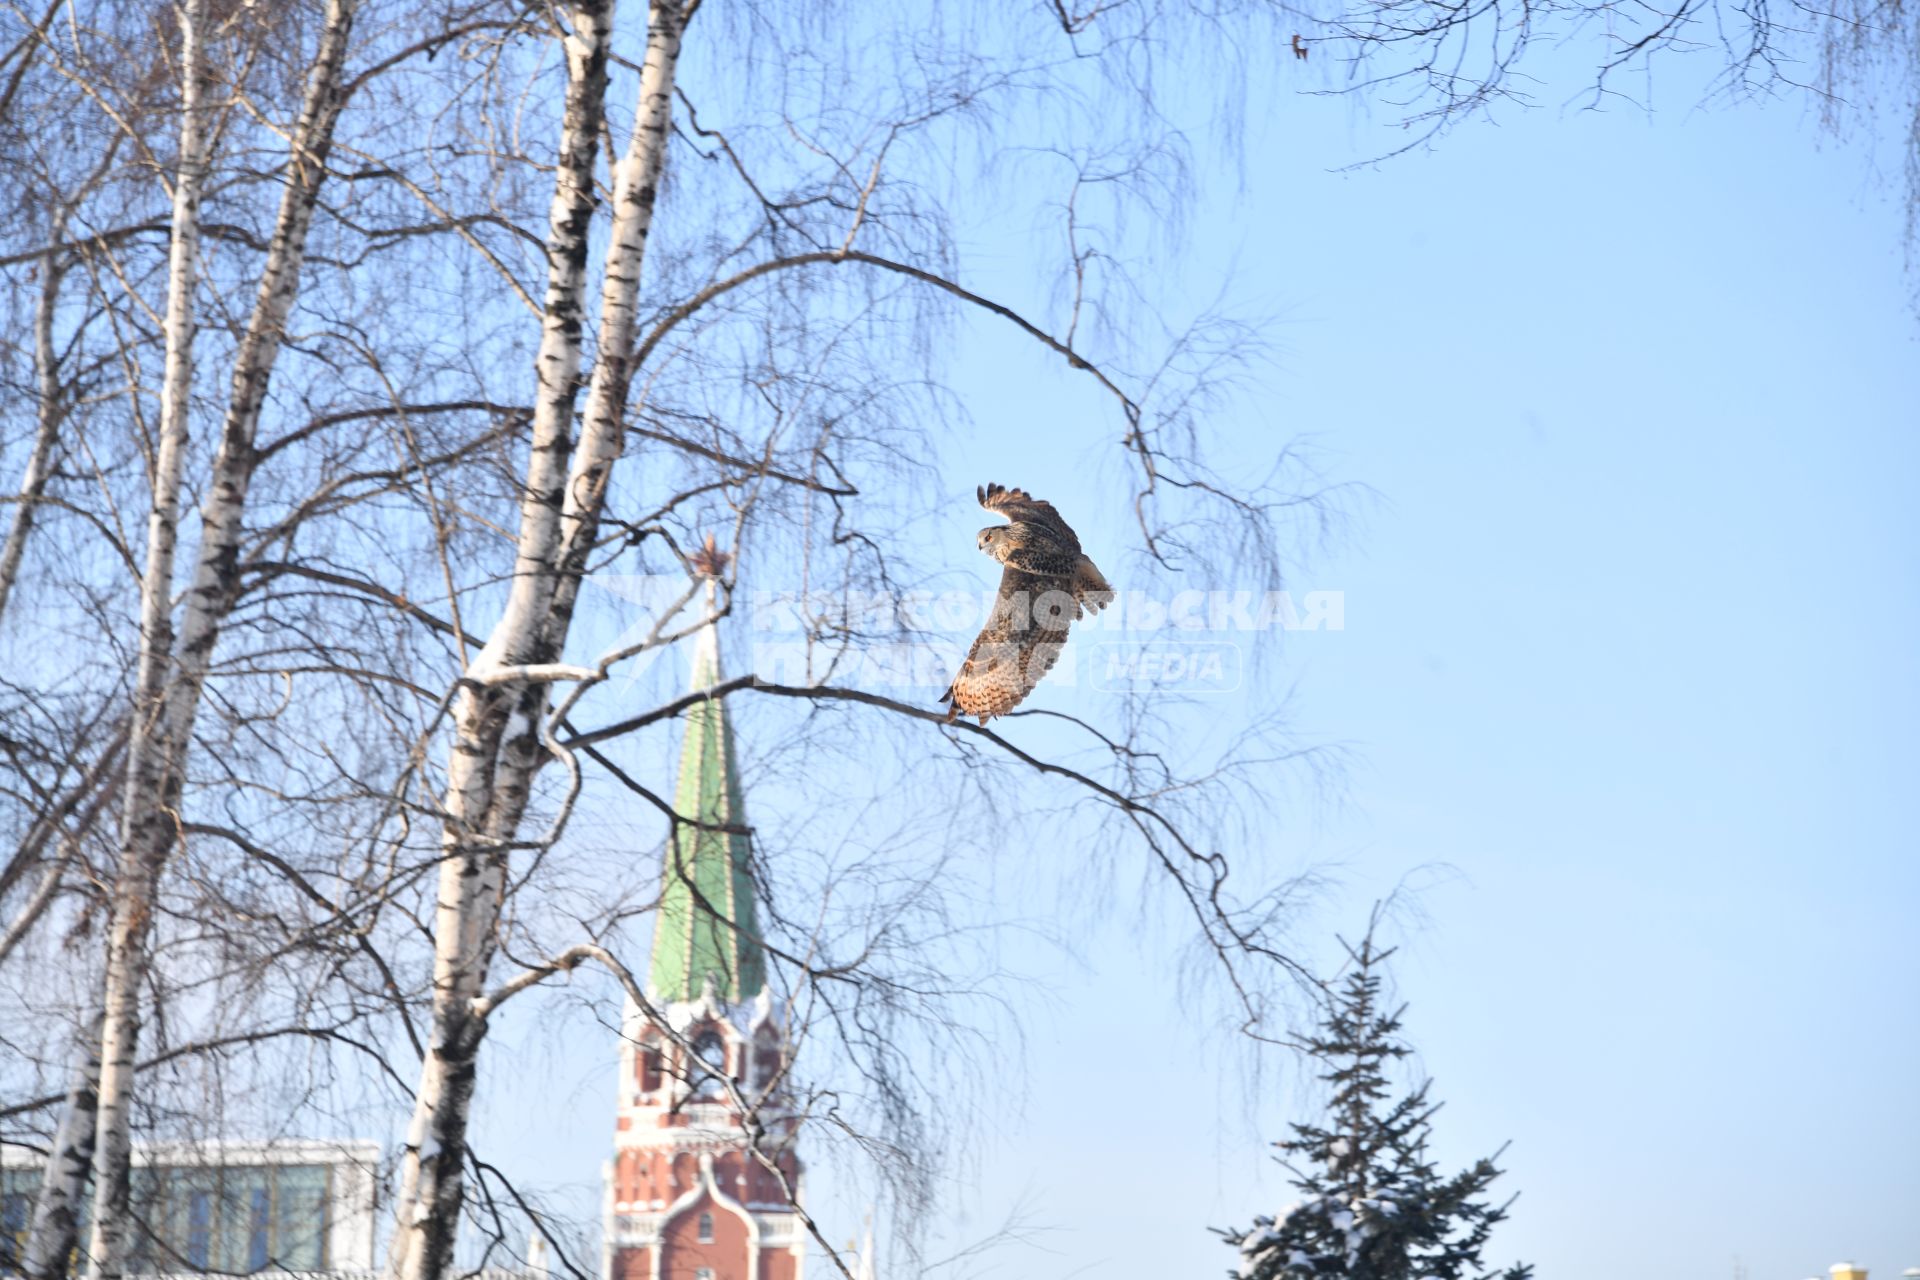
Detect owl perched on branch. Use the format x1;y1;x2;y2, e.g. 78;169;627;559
941;483;1113;725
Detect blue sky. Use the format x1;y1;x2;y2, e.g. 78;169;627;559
472;31;1919;1280
931;60;1920;1280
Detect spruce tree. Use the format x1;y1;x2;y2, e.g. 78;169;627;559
1222;930;1532;1280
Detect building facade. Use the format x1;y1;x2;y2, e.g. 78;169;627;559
0;1139;379;1278
602;583;805;1280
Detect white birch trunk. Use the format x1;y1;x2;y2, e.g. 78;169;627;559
0;215;72;621
82;1;209;1269
0;736;121;966
164;0;359;729
385;9;690;1279
494;0;690;834
23;1008;104;1280
386;8;616;1278
469;1;618;681
0;855;66;963
0;720;124;924
540;0;689;660
1;738;123;1280
82;5;359;1275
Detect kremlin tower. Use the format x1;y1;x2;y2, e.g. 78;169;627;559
603;551;805;1280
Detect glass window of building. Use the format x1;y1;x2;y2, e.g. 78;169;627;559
184;1189;213;1270
1;1171;35;1274
124;1162;331;1273
245;1185;271;1271
1;1142;373;1278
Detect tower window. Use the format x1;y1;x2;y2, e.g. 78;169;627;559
694;1031;725;1071
695;1270;714;1280
698;1211;714;1242
689;1030;726;1099
639;1045;663;1093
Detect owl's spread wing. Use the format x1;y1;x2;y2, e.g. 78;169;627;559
979;482;1078;548
941;565;1075;725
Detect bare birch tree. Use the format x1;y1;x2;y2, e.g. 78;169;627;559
77;3;361;1274
81;2;214;1269
0;1;418;1274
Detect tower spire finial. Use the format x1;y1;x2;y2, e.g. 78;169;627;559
689;532;731;580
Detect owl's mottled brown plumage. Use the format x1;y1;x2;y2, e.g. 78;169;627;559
941;483;1112;725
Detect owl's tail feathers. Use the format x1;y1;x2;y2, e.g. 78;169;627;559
1074;556;1114;615
939;682;992;727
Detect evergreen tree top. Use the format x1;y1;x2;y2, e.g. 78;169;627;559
1220;923;1532;1280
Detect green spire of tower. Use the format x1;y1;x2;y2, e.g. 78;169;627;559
649;565;766;1005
